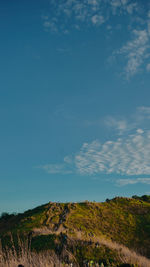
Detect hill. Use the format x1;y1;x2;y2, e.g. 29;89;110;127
0;195;150;266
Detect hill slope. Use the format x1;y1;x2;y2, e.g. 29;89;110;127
0;196;150;266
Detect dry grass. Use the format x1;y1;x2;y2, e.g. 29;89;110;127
93;236;150;267
0;250;62;267
0;237;63;267
1;233;150;267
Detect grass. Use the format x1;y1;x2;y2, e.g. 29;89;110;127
1;196;150;265
0;234;150;267
0;237;63;267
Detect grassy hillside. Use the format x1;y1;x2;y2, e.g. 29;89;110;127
0;196;150;266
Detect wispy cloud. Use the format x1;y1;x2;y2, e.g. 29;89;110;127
75;107;150;176
137;106;150;114
105;117;129;135
39;128;150;177
91;14;105;25
118;29;150;78
105;106;150;134
42;0;106;32
117;178;150;186
110;0;138;15
136;106;150;123
41;0;139;32
114;6;150;78
75;130;150;176
38;106;150;179
147;63;150;72
37;163;72;175
41;1;150;78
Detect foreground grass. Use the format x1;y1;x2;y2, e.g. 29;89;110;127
0;234;150;267
0;237;66;267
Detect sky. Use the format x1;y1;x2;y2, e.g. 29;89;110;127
1;0;150;214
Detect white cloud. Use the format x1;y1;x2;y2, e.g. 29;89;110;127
43;20;58;32
117;178;150;186
91;14;105;25
126;3;138;14
104;106;150;136
38;163;72;174
137;106;150;114
105;117;128;134
119;29;150;78
136;129;144;134
137;106;150;122
38;106;150;178
39;128;150;177
75;130;150;176
41;1;150;77
64;156;73;164
146;63;150;72
42;0;139;32
110;0;138;15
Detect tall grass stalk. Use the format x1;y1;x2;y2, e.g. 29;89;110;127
0;236;63;267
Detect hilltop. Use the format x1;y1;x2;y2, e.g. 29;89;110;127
0;195;150;266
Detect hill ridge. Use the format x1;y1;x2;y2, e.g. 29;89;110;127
1;195;150;266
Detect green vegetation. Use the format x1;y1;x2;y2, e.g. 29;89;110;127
0;196;150;266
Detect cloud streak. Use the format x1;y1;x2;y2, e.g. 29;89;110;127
41;0;150;77
118;29;150;78
105;117;129;135
39;129;150;177
42;0;140;32
75;130;150;176
42;0;106;32
37;163;72;175
105;106;150;134
38;106;150;179
117;178;150;186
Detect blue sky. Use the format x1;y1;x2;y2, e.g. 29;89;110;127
1;0;150;213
